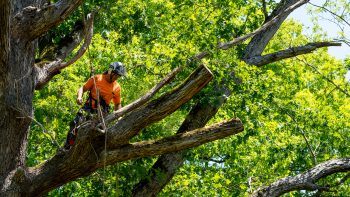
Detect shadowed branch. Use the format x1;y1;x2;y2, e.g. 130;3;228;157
35;13;94;90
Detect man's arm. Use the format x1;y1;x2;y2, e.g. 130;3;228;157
76;86;88;105
114;103;122;111
113;86;122;111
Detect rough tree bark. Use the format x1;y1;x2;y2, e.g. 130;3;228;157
1;1;36;195
0;0;90;196
0;0;12;192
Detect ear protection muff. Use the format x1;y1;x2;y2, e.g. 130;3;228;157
108;67;113;75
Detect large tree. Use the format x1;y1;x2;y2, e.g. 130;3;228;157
1;0;349;196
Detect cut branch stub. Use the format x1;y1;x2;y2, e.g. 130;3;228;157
107;64;213;146
102;66;183;125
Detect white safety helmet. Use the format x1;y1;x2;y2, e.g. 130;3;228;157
108;62;127;77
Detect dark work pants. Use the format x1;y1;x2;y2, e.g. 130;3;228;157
64;102;109;149
64;103;96;149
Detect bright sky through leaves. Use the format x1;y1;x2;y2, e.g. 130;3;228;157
289;0;350;80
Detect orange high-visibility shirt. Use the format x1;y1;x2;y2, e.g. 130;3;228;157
83;74;121;108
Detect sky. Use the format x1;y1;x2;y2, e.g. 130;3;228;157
288;0;350;80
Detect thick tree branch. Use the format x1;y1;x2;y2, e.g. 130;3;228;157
35;13;94;90
193;0;310;60
100;119;244;165
251;158;350;197
245;42;341;66
12;0;84;40
107;65;213;146
102;66;183;126
219;0;310;51
242;0;309;60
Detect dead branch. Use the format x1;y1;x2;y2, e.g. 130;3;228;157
245;42;341;66
193;0;310;61
102;66;183;126
243;0;310;60
35;13;94;90
218;0;310;50
251;158;350;197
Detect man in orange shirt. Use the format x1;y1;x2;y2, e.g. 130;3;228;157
64;62;127;150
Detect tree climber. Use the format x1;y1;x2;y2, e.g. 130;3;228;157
64;62;127;150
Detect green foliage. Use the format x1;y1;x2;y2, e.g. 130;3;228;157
28;0;350;196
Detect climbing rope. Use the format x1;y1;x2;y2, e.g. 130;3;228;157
86;27;109;197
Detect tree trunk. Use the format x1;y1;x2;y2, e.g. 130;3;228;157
0;1;36;195
0;38;36;196
0;0;12;191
